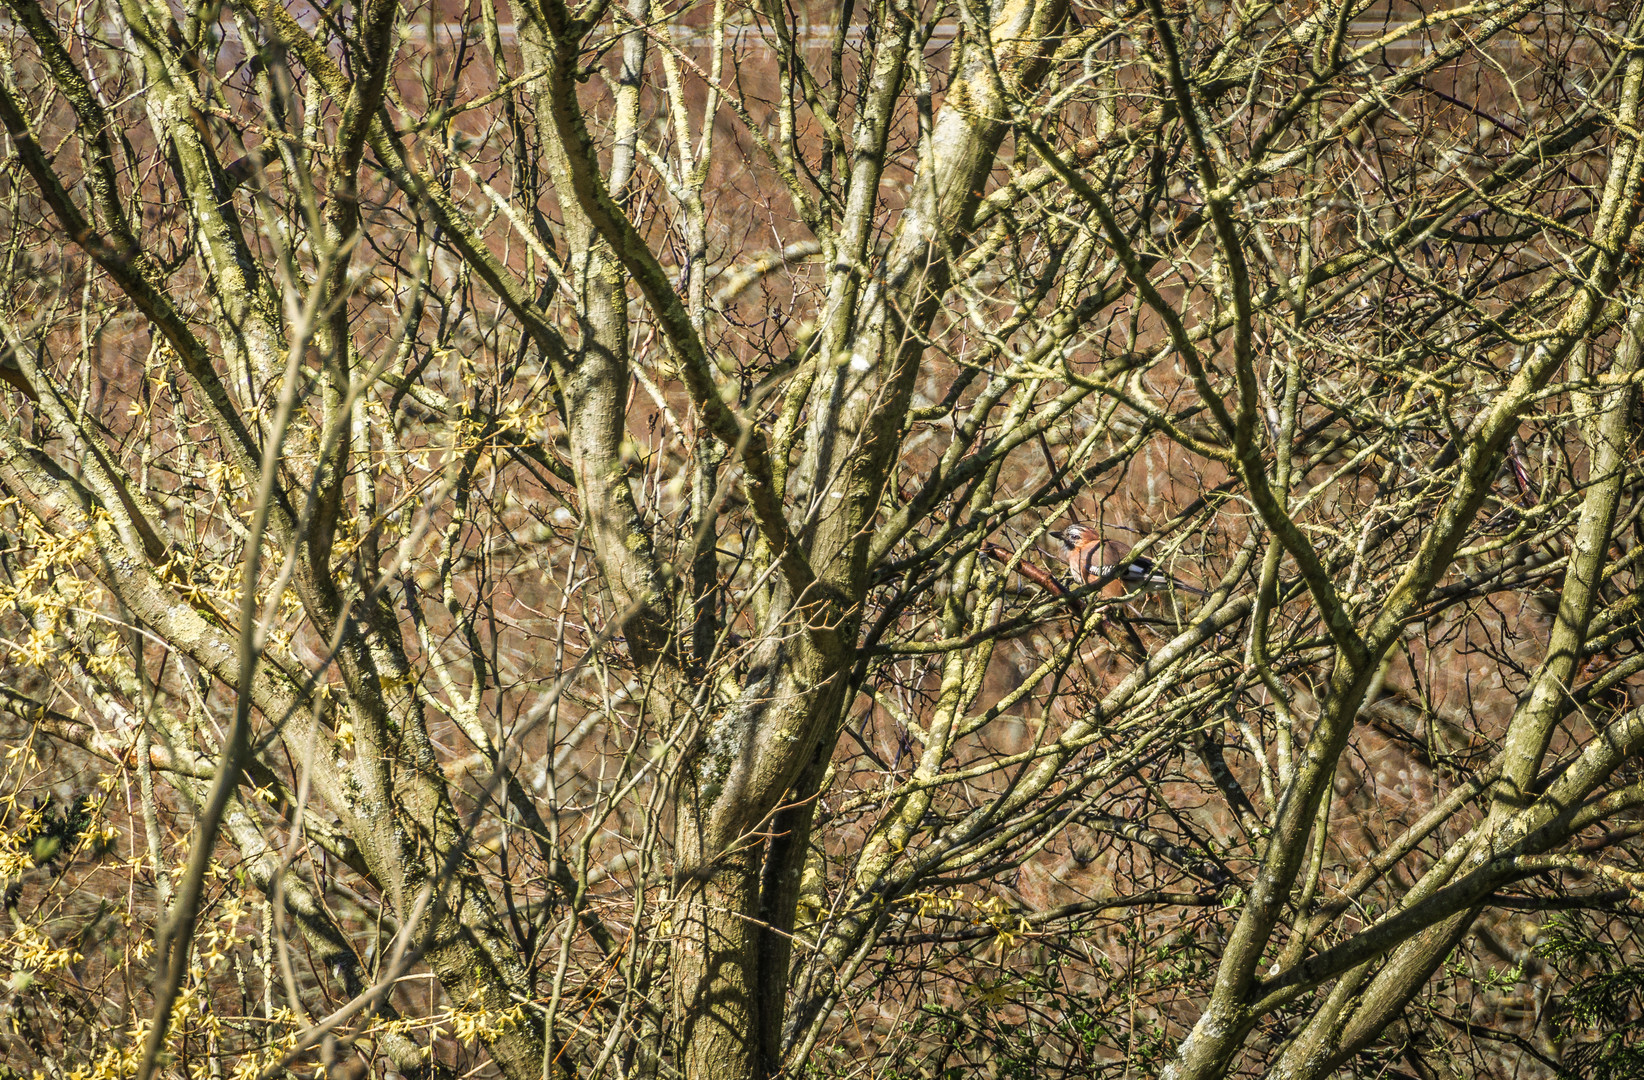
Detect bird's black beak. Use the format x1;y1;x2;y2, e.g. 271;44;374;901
1048;529;1065;543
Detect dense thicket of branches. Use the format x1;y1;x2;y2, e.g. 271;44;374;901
1;0;1643;1078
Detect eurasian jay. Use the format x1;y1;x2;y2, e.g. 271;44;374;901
1049;524;1206;596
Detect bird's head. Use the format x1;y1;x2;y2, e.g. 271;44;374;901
1050;523;1099;549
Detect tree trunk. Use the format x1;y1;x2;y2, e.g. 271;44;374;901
673;840;767;1079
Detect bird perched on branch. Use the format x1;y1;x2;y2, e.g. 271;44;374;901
1049;524;1206;597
